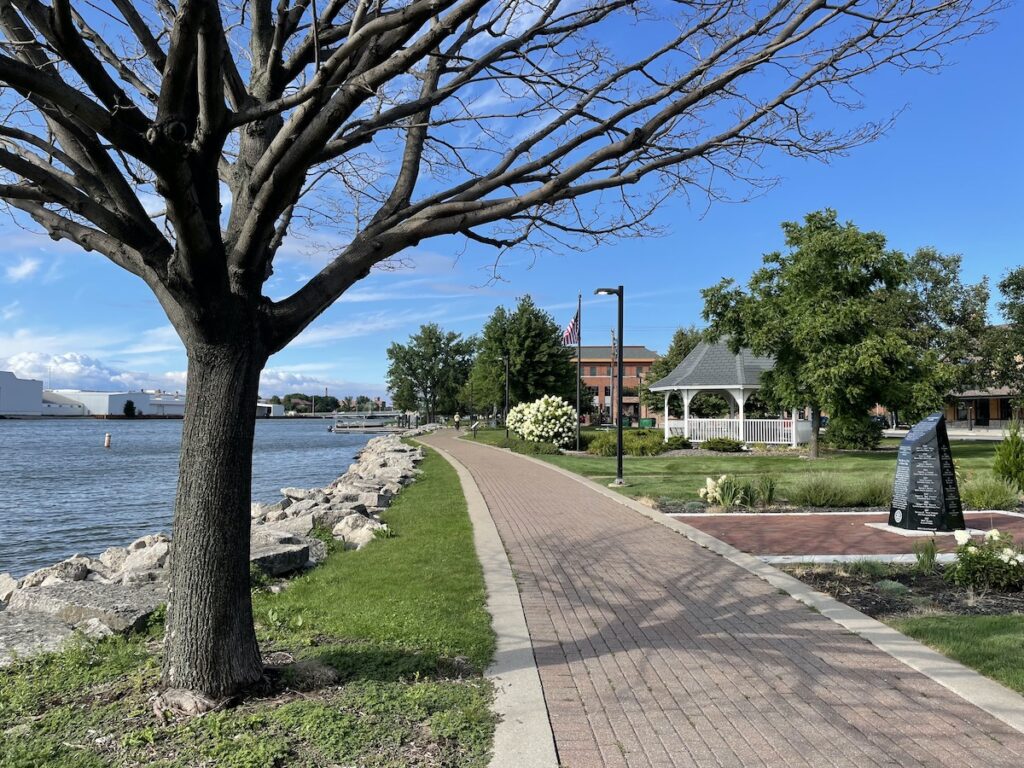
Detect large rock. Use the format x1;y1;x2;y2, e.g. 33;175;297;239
122;540;170;574
284;497;320;516
20;556;91;588
250;529;310;576
98;546;129;572
127;533;170;551
0;573;17;604
281;487;314;501
332;514;387;550
8;581;165;633
264;513;316;538
312;503;367;530
0;611;76;666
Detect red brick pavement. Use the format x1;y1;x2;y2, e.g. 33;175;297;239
423;432;1024;768
676;512;1024;556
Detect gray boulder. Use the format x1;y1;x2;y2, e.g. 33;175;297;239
312;503;367;530
332;514;387;550
284;498;319;516
8;581;165;633
0;572;17;604
127;533;170;551
98;546;129;572
0;611;76;667
20;556;91;588
264;513;316;538
122;540;170;574
280;487;313;501
250;529;310;576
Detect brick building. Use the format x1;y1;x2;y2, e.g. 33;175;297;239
573;345;659;425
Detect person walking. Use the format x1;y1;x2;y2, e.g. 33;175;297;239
453;412;461;431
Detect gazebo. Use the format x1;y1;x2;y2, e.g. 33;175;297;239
648;340;811;445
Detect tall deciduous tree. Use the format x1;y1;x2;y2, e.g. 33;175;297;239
465;295;575;413
386;323;474;422
0;1;999;701
987;268;1024;403
702;210;921;457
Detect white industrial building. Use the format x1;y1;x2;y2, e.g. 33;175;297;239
0;371;43;416
48;389;149;416
41;391;86;416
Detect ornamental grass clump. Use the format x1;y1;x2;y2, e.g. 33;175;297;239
961;474;1021;511
945;529;1024;592
698;474;746;508
994;420;1024;493
506;395;577;448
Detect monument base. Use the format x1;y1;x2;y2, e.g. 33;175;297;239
866;522;980;538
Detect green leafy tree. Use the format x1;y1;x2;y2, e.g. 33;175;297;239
986;268;1024;403
702;210;921;458
387;324;475;422
123;399;137;418
642;326;701;415
465;296;576;414
268;396;281;405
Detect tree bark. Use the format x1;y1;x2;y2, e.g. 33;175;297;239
163;340;266;697
809;405;822;460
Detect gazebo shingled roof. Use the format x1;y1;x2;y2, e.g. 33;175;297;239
648;339;774;391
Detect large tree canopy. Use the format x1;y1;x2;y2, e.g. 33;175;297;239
701;210;985;456
464;295;575;413
0;0;999;700
386;322;475;421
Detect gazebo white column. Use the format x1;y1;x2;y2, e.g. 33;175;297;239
663;395;670;441
738;387;745;442
682;389;693;439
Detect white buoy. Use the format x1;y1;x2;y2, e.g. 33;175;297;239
104;433;111;449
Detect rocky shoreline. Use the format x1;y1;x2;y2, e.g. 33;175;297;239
0;428;438;666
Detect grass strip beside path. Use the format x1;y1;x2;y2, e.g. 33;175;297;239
887;615;1024;696
0;446;496;768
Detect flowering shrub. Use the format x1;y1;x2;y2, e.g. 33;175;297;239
945;529;1024;591
698;474;746;508
507;395;577;448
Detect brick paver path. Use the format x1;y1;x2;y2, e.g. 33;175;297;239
423;432;1024;768
676;511;1024;556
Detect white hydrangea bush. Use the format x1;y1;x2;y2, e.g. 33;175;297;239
508;395;577;447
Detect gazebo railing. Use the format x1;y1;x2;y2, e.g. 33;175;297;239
667;418;796;445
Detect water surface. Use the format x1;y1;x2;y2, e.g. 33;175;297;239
0;418;369;576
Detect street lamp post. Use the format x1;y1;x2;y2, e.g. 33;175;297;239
595;286;624;486
503;354;510;439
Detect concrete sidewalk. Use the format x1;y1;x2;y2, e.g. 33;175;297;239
422;431;1024;768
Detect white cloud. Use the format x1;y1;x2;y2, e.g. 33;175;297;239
259;368;386;398
4;351;164;391
119;325;183;356
5;257;41;282
1;301;20;320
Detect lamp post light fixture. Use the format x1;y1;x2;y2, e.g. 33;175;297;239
594;285;625;486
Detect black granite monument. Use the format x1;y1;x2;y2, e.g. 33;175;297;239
888;412;965;531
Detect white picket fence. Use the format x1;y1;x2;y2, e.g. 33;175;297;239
667;418;801;445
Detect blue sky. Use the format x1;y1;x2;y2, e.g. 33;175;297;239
1;4;1021;399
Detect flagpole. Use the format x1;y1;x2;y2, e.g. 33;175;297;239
576;291;582;451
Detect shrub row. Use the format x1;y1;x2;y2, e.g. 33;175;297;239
586;430;691;456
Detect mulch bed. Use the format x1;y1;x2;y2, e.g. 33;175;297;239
783;564;1024;619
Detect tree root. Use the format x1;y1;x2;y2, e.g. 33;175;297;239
152;688;232;720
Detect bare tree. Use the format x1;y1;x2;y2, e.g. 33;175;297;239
0;0;999;702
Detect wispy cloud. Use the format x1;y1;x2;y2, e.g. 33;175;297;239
5;257;41;282
1;300;20;320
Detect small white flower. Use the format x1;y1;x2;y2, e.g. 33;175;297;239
966;545;978;554
985;529;1001;542
1015;554;1024;565
953;530;972;546
999;552;1012;563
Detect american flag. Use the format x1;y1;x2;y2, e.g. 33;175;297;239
562;308;580;346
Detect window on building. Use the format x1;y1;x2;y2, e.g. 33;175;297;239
604;386;611;396
1000;398;1013;420
606;366;612;376
955;401;968;421
589;366;597;376
635;366;644;376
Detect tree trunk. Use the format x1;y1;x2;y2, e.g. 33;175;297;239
163;341;266;697
809;405;822;459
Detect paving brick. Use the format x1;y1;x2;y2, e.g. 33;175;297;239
423;433;1024;767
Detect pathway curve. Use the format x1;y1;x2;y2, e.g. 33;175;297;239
421;431;1024;768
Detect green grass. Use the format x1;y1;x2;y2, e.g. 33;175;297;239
464;428;1002;507
888;615;1024;695
0;447;496;768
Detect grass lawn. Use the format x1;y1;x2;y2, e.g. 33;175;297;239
0;447;496;768
887;615;1024;695
462;428;1000;505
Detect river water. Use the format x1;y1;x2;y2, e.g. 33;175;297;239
0;418;370;577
